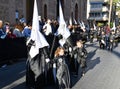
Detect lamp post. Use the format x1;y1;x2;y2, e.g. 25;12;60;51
108;0;113;26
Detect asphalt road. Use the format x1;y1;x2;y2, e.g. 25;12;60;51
0;41;120;89
73;41;120;89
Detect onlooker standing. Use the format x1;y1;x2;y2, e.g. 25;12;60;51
38;16;45;31
13;24;24;37
19;15;26;24
6;28;16;38
43;19;52;36
0;20;9;39
15;10;19;24
22;23;32;39
105;24;111;49
105;24;110;35
3;22;10;33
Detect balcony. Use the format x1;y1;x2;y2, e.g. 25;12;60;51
102;6;108;12
90;0;109;2
91;8;102;12
89;15;108;21
90;6;108;12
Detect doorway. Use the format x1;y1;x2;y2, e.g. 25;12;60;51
75;4;78;21
26;0;34;24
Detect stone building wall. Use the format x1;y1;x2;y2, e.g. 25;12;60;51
0;0;26;24
0;0;11;22
38;0;87;22
0;0;87;24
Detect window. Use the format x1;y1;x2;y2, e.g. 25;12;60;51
91;3;102;8
44;4;47;20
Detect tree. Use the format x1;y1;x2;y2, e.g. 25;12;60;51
113;0;120;11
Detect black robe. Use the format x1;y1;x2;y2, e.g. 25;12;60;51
73;46;87;75
55;56;71;89
26;46;53;89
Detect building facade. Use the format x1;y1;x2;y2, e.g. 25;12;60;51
88;0;109;23
0;0;87;24
0;0;26;24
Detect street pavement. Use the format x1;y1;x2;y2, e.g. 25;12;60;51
73;41;120;89
0;58;26;89
0;41;120;89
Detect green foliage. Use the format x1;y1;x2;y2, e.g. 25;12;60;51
113;0;120;11
113;0;119;3
97;22;104;27
110;22;113;28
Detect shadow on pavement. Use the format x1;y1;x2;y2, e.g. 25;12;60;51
70;48;100;88
0;61;26;89
110;49;120;59
86;57;100;72
87;48;98;61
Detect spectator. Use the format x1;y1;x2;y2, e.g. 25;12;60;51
38;16;45;31
19;15;26;24
43;19;52;36
105;24;110;35
13;24;24;37
104;24;111;49
15;10;19;24
0;20;9;39
6;28;16;38
22;23;32;39
3;22;10;33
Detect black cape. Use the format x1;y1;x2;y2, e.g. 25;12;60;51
26;46;53;88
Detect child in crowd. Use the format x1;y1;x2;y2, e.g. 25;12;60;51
73;40;87;77
53;46;71;89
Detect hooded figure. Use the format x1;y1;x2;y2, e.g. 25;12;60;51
26;43;52;89
26;0;52;88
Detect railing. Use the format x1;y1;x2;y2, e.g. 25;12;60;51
0;37;27;64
